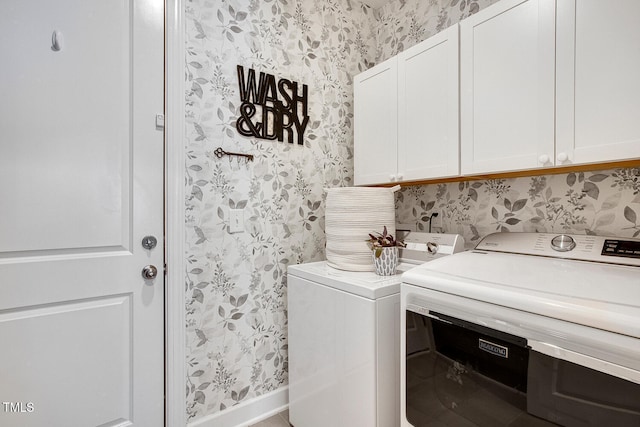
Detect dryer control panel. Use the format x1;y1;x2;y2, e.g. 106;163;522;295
602;239;640;259
475;233;640;267
396;229;465;264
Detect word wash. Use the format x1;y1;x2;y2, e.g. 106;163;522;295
235;65;310;145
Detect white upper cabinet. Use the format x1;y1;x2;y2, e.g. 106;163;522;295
460;0;556;175
354;57;398;186
354;26;459;186
355;0;640;184
398;24;460;181
556;0;640;165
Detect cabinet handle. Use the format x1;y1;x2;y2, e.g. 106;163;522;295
389;174;396;181
538;154;550;164
396;173;403;181
557;152;569;163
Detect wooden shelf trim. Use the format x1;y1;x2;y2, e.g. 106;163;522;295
373;159;640;188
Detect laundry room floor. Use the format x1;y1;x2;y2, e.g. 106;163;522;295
250;409;290;427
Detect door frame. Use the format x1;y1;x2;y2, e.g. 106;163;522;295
166;0;186;425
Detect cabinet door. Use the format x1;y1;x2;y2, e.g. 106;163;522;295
460;0;555;175
354;57;398;186
398;25;460;181
556;0;640;165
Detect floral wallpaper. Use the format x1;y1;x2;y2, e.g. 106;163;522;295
396;168;640;249
373;0;499;62
184;0;377;421
183;0;640;423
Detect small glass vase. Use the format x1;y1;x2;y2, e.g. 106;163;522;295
372;246;399;276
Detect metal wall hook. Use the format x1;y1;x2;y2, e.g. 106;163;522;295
214;147;254;164
51;30;63;52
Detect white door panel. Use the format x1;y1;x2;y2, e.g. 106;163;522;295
1;0;131;253
556;0;640;164
398;25;459;181
461;0;555;174
0;0;164;425
0;297;131;426
354;57;398;186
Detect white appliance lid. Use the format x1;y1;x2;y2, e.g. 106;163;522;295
402;250;640;339
288;233;465;300
287;261;405;299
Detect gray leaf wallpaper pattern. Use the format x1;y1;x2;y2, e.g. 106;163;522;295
184;0;377;420
373;0;498;62
396;168;640;248
184;0;639;422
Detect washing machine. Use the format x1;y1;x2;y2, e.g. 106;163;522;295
401;232;640;426
288;232;464;427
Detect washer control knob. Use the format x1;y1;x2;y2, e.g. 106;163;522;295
551;235;576;252
426;242;439;254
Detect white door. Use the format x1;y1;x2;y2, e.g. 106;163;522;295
354;57;399;186
556;0;640;166
398;24;460;181
460;0;556;175
0;0;164;426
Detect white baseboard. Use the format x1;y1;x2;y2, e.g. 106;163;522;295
187;386;289;427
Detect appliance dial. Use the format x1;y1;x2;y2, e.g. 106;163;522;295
551;234;576;252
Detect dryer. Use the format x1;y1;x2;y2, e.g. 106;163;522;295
401;232;640;426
